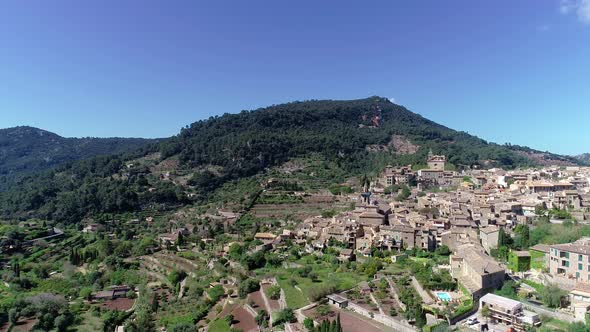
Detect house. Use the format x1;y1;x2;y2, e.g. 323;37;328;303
327;294;349;308
254;232;277;241
450;244;505;298
479;226;500;254
549;238;590;282
427;151;446;171
158;233;179;247
570;283;590;321
93;285;131;301
338;248;355;262
380;165;415;187
82;224;101;233
479;293;540;332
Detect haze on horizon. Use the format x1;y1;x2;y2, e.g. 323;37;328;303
1;0;589;155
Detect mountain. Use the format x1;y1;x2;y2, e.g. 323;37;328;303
575;153;590;165
0;97;582;223
0;126;157;178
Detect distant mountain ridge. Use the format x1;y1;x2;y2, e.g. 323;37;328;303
0;126;156;177
0;97;583;223
575;153;590;165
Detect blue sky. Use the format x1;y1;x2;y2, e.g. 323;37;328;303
1;1;589;154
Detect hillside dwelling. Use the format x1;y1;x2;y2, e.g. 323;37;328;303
254;232;277;242
479;293;540;332
570;283;590;321
427;151;446;171
380;165;415;187
479;226;500;254
338;248;355;262
93;285;131;301
353;204;387;227
549;238;590;282
82;223;101;233
327;294;349;309
450;244;505;298
158;232;179;247
526;181;574;194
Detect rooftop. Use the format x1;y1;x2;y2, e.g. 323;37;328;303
480;293;522;311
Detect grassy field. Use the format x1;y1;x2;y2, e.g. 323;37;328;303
262;256;366;309
541;318;570;331
276;276;309;309
522;279;544;293
208;318;232;332
76;311;104;332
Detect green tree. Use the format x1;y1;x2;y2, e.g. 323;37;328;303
151;293;159;313
169;323;197;332
238;278;260;298
8;308;19;325
541;284;566;308
415;305;426;328
481;304;490;323
255;310;269;328
276;308;295;324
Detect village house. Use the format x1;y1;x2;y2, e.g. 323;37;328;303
450;244;505;298
479;225;500;255
569;283;590;321
82;223;101;233
379;165;415;187
479;293;540;331
549;238;590;282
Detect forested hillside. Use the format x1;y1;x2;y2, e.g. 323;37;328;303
0;97;580;224
0;126;156;178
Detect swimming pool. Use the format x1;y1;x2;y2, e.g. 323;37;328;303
436;292;452;301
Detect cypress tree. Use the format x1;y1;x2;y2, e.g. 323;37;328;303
151;293;159;313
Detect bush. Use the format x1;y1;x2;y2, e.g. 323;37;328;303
274;308;296;324
541;284;566;308
266;285;281;300
309;284;337;302
238;278;260;298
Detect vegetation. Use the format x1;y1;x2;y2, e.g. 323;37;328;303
0;126;155;184
0;97;558;224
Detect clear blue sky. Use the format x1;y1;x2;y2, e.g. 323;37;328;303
1;1;589;154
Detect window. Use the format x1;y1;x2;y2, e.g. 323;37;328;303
579;263;583;270
577;272;581;279
562;260;570;267
580;255;583;262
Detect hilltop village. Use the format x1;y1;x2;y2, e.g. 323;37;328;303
3;151;590;332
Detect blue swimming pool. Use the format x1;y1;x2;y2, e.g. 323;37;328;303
436;292;452;301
